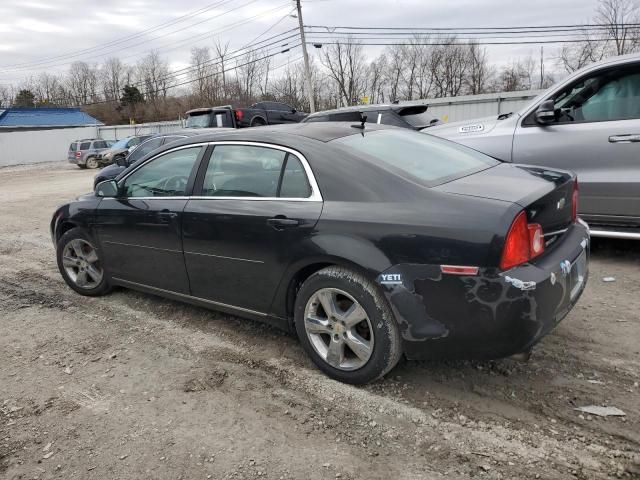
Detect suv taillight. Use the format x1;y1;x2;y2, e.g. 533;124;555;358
500;211;545;271
572;178;579;223
75;151;81;158
234;109;243;121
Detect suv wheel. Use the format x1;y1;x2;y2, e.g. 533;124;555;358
56;228;111;296
86;157;99;169
294;266;402;384
251;117;266;127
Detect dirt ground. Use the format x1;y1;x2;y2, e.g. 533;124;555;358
0;162;638;480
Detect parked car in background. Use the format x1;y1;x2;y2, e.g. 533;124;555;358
67;139;114;169
93;129;230;188
234;101;307;127
185;106;238;129
303;103;441;130
97;135;153;166
52;123;588;384
428;52;640;240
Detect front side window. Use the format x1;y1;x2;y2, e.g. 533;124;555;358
126;137;163;164
549;65;640;123
202;145;286;197
122;147;202;197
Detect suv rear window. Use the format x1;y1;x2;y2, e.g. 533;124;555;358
395;106;434;128
332;130;498;186
79;142;91;150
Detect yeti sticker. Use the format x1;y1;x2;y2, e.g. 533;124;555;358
380;274;403;285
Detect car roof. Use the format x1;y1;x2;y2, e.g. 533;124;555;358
305;103;429;118
175;122;395;144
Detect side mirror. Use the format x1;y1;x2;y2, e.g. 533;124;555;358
291;108;297;114
95;179;119;198
535;99;556;124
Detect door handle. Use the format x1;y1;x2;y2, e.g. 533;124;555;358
158;210;178;222
267;216;300;230
609;134;640;143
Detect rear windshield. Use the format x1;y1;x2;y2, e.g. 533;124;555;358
186;111;234;128
332;129;498;186
395;106;433;128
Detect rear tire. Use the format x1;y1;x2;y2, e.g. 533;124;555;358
294;266;402;384
251;117;266;127
56;227;111;297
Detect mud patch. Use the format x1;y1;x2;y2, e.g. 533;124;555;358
183;369;228;392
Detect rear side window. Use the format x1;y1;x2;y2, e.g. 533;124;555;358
332;130;498;186
279;155;311;198
330;112;362;122
202;145;286;197
79;142;91;150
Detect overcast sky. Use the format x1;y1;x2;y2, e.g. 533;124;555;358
0;0;602;87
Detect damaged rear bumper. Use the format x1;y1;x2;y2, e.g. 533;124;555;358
378;222;589;360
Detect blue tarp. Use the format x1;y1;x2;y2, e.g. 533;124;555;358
0;107;102;128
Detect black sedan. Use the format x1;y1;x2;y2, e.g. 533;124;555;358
51;123;589;384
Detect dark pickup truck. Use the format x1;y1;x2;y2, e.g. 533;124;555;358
185;102;306;129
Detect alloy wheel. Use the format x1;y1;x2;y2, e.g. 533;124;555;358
61;239;103;289
303;288;374;371
86;157;98;169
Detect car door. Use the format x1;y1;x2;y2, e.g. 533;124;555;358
275;103;299;123
182;143;323;314
94;145;207;294
512;62;640;222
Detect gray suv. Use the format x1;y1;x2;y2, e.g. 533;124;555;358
428;53;640;240
68;139;114;169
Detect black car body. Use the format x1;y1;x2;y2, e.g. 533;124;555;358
185;106;238;129
51;123;589;384
303;103;441;130
234;102;307;127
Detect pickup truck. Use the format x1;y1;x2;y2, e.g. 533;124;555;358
185;102;306;129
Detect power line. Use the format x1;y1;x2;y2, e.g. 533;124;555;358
0;0;265;74
0;0;237;70
305;23;640;31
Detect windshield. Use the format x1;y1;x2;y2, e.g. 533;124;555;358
110;138;129;149
332;129;498;187
395;106;433;127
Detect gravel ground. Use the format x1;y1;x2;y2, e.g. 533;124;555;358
1;162;639;480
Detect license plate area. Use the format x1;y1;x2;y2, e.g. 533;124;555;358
569;250;587;300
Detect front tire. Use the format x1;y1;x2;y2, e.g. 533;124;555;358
86;157;99;169
56;227;111;296
294;266;402;384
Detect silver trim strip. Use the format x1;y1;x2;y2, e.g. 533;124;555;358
589;229;640;240
184;251;264;264
543;228;568;238
104;240;181;253
112;277;267;317
116;140;323;202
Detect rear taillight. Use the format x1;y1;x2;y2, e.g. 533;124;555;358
500;211;545;270
234;109;243;121
572;178;579;222
75;151;81;158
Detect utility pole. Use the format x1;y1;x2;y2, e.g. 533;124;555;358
295;0;315;113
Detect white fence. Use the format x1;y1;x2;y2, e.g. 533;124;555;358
409;90;544;123
97;120;184;141
0;126;97;167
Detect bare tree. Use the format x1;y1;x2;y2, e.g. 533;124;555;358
465;44;492;94
101;57;127;102
214;39;231;95
137;51;170;100
320;39;368;106
189;47;216;101
596;0;640;55
67;61;98;104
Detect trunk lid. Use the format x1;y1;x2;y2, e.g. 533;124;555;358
434;163;576;234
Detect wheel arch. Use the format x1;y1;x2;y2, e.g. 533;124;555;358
250;115;267;126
